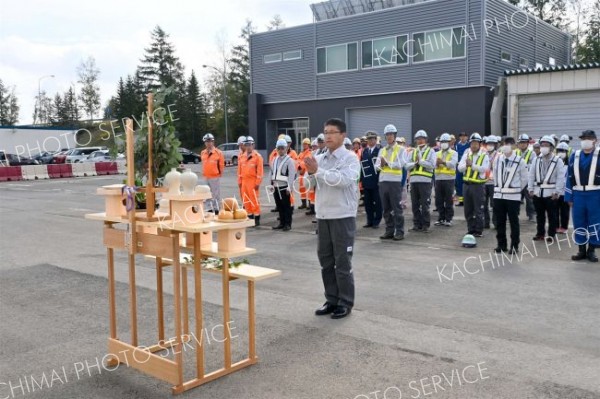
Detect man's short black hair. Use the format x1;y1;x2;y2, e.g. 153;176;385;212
503;136;516;145
324;118;346;133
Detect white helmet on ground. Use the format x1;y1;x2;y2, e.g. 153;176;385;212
439;133;451;142
237;136;246;145
539;135;555;146
383;124;397;135
414;130;428;139
470;133;483;142
203;133;215;142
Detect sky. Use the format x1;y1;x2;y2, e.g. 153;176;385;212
0;0;316;124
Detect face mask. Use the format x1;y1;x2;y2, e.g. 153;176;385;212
487;146;496;153
441;143;449;150
540;147;550;156
581;140;595;150
502;145;512;155
557;152;567;159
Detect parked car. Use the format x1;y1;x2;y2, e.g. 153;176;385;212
52;149;74;164
217;143;241;165
178;148;201;164
83;150;125;163
32;151;56;164
66;147;106;163
0;151;39;166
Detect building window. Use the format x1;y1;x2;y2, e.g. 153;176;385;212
283;50;302;61
500;51;512;63
549;57;556;66
519;58;528;68
413;27;465;63
362;35;408;68
264;53;282;64
316;43;358;74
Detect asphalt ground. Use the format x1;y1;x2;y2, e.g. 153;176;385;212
0;165;599;399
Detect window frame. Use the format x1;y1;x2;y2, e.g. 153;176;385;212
283;50;302;61
519;57;528;68
500;50;512;63
412;26;467;64
361;34;409;69
263;53;282;64
316;42;359;75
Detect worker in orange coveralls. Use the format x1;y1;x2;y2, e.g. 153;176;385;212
297;137;312;210
238;136;264;226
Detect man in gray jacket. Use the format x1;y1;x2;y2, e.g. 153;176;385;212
305;118;360;320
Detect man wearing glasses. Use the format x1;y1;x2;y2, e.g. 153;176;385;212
304;118;360;320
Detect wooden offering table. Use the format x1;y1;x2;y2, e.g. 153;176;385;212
85;212;281;394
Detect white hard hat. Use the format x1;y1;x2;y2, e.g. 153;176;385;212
317;133;325;142
395;137;402;143
311;139;318;146
539;135;555;146
414;130;428;139
484;135;498;144
518;133;530;142
470;133;483;142
276;139;287;148
383;124;397;134
556;142;569;151
284;135;292;144
237;136;246;145
244;136;255;144
203;133;215;142
559;134;571;143
343;137;352;146
439;133;451;142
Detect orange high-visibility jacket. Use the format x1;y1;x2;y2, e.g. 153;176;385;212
200;148;225;178
237;151;264;185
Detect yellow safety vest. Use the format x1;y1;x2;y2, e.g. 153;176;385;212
435;150;456;176
516;149;533;164
410;147;433;178
464;152;487;183
380;145;403;176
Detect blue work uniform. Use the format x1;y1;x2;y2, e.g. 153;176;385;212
564;148;600;246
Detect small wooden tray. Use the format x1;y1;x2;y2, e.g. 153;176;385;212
215;218;250;223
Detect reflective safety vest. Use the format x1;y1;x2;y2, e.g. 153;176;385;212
516;149;534;164
435;150;456;176
463;152;487;184
410;147;433;178
380;145;403;176
573;148;600;191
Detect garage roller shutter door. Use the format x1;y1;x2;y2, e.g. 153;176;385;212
518;90;600;139
346;105;412;142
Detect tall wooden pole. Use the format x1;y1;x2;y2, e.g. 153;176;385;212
146;93;156;219
125;118;138;346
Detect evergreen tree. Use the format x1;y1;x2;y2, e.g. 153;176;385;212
63;86;80;125
138;26;185;96
226;19;256;140
33;90;52;125
177;70;206;148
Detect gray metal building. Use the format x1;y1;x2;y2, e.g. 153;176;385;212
248;0;570;152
